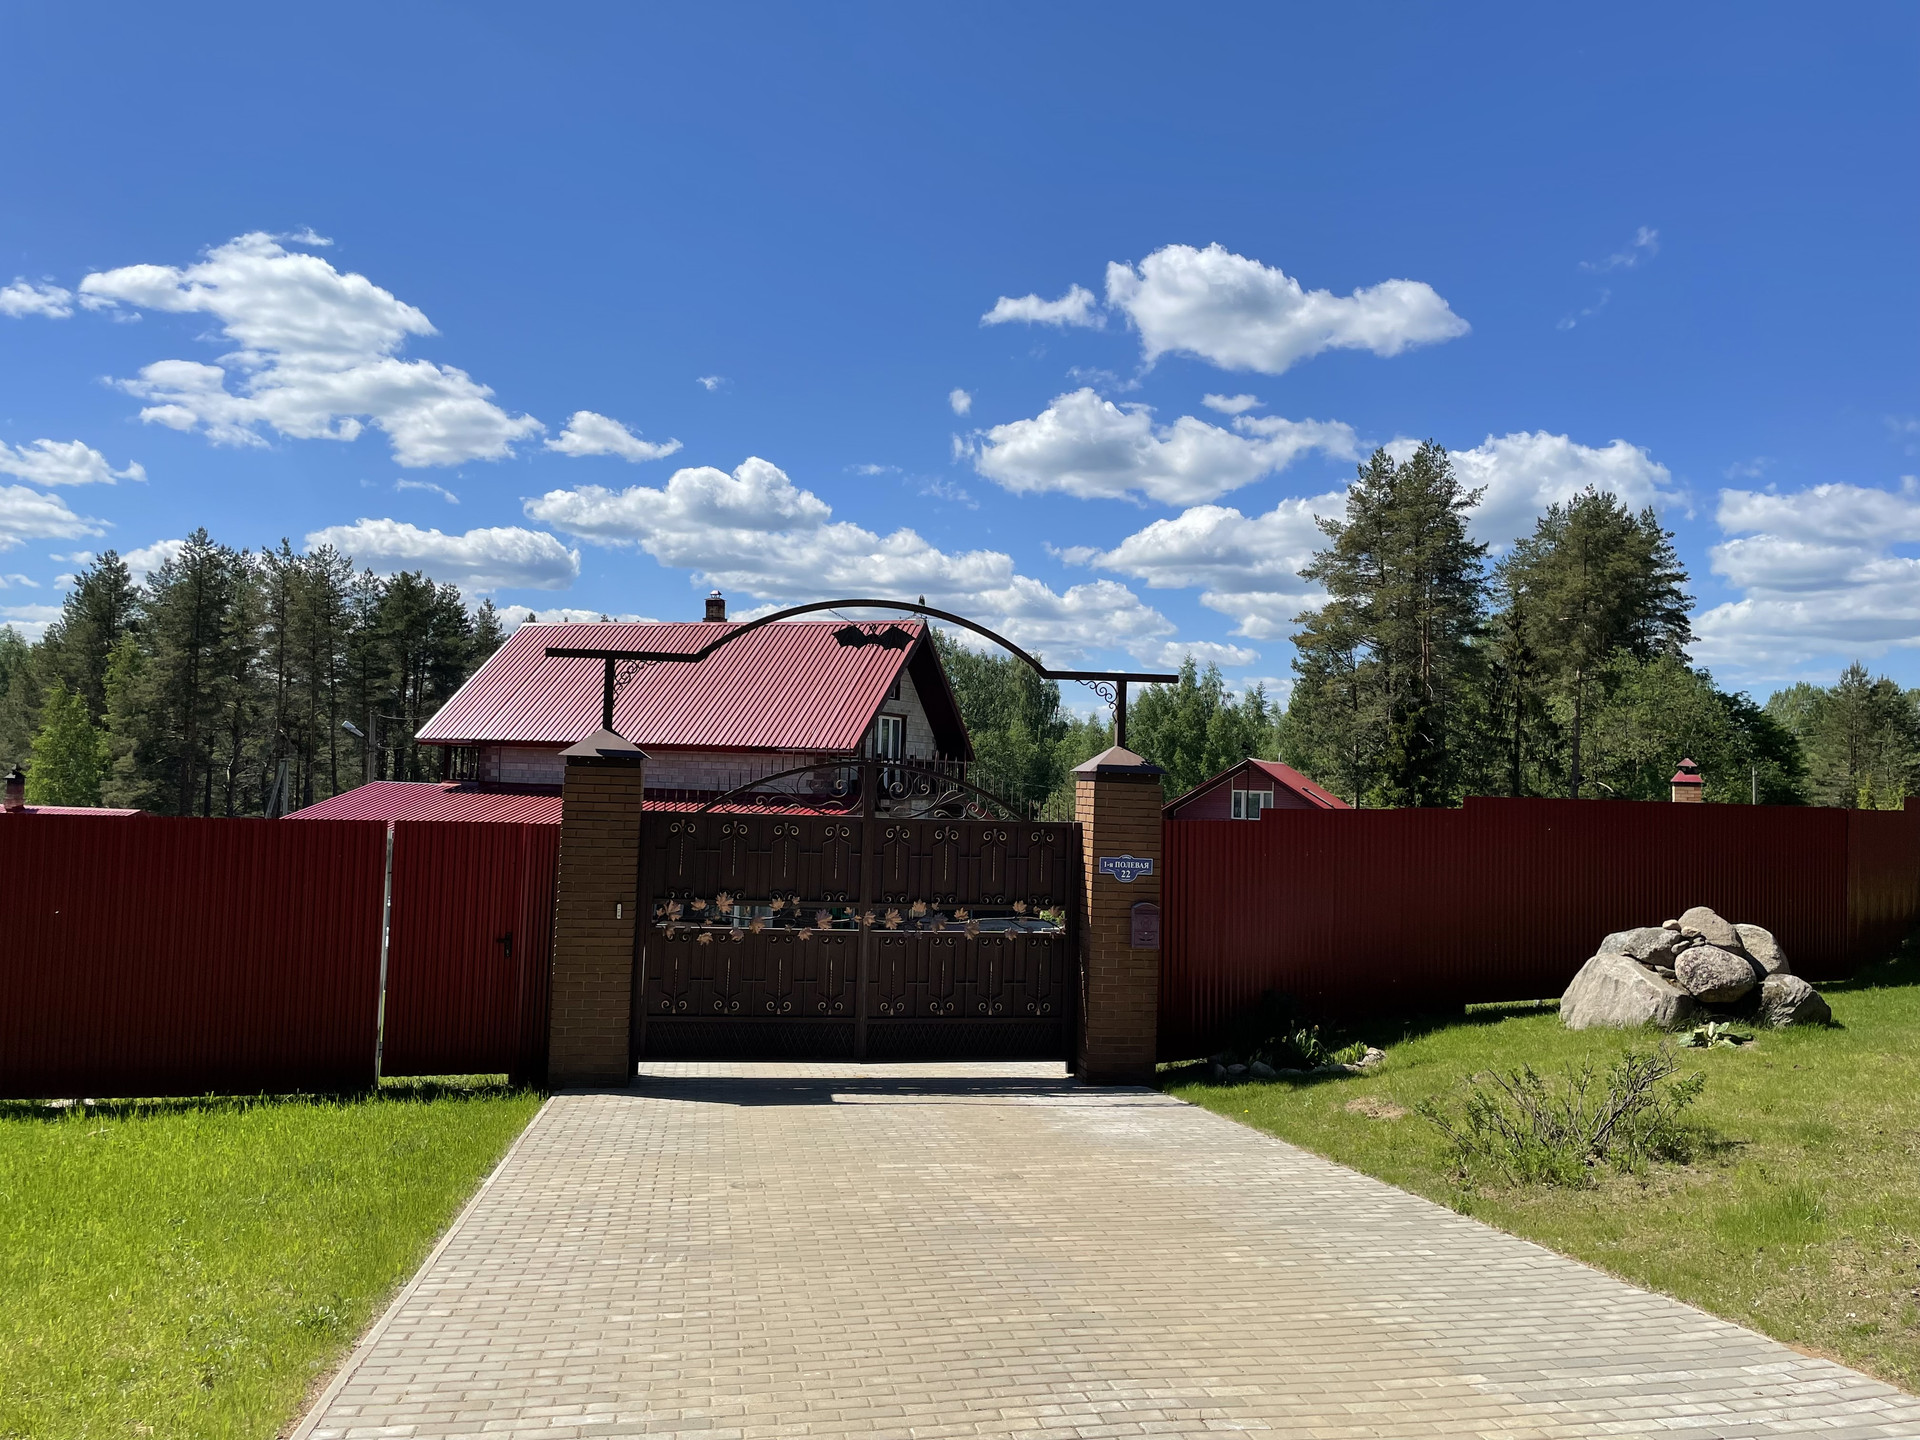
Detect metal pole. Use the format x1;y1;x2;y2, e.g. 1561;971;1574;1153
854;759;876;1061
602;658;617;731
374;821;394;1082
1115;679;1129;750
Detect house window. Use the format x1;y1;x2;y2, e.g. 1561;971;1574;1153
889;675;902;701
1231;788;1275;820
871;714;904;761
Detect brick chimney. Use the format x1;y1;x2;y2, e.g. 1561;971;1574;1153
1670;757;1704;803
4;765;24;812
704;590;726;622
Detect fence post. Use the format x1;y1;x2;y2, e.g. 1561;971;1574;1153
548;728;647;1088
1074;745;1165;1085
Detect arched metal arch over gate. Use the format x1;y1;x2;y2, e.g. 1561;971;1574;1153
635;759;1080;1060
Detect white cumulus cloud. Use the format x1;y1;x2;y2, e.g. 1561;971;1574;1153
1105;243;1469;374
1201;393;1261;416
1;604;63;641
124;538;187;579
970;387;1356;505
525;456;1214;668
948;388;972;416
0;279;74;318
1694;478;1920;674
545;410;682;462
0;439;146;487
79;232;543;467
980;284;1101;328
1081;494;1341;641
303;518;579;591
1441;431;1676;550
0;487;105;551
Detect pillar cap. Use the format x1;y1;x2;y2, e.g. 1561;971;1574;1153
561;727;648;764
1073;744;1165;779
1670;757;1703;787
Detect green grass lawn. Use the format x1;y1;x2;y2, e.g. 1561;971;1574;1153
1166;950;1920;1394
0;1077;543;1440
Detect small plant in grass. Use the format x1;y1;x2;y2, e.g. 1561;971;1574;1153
1417;1044;1705;1187
1685;1020;1753;1049
1220;990;1350;1070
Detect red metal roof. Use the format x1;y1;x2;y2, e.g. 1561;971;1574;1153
1164;757;1352;814
286;782;846;824
287;783;564;824
416;620;925;752
1244;758;1351;810
1;805;142;817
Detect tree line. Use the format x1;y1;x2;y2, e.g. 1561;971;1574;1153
0;530;505;813
943;443;1920;811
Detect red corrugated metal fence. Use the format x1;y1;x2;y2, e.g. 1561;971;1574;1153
0;817;390;1096
0;815;561;1098
1160;797;1920;1058
381;821;558;1083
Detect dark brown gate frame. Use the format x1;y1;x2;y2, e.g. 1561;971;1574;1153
547;597;1169;1065
544;596;1176;749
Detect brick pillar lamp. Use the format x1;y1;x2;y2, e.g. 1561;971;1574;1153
549;726;648;1088
1670;758;1704;804
1074;744;1165;1085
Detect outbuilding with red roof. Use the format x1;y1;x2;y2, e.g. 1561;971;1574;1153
1164;757;1351;819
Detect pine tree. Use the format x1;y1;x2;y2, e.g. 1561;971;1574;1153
0;624;36;771
113;529;255;815
1289;443;1487;807
38;552;137;723
1496;487;1690;797
25;681;105;806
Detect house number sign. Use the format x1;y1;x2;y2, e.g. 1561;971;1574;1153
1097;854;1153;884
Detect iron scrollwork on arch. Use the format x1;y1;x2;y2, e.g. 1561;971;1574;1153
692;758;1026;821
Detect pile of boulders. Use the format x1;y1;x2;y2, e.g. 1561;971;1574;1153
1562;905;1832;1032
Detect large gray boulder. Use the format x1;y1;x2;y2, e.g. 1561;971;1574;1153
1678;905;1743;951
1734;923;1791;976
1600;926;1686;965
1675;943;1761;1003
1755;973;1831;1027
1562;952;1701;1031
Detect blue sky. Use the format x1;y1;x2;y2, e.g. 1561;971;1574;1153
1;3;1916;702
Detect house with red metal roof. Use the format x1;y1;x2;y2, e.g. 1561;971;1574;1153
1164;757;1351;820
290;596;971;821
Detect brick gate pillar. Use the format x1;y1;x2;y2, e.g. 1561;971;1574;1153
1074;745;1165;1085
548;727;647;1088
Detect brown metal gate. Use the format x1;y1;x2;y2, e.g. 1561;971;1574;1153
635;763;1079;1060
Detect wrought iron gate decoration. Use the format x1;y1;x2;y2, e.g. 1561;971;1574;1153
636;760;1078;1059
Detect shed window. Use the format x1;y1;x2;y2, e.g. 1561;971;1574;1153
871;714;904;761
1230;788;1274;820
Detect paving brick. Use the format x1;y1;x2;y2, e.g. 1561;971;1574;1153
295;1063;1920;1439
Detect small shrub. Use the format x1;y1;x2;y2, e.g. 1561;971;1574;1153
1417;1044;1705;1187
1223;990;1341;1070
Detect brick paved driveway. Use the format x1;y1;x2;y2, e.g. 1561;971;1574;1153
296;1062;1920;1439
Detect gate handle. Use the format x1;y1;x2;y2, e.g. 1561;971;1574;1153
495;931;514;959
